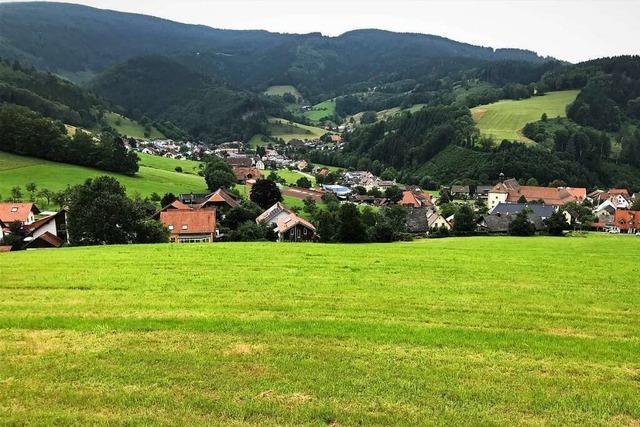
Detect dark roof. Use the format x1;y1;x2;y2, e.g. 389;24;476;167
490;203;555;218
224;156;253;167
479;213;547;233
405;207;430;233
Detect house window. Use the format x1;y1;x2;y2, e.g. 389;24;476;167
182;224;188;230
11;207;18;212
168;225;174;231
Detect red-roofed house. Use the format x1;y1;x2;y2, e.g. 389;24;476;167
199;188;240;211
152;199;192;219
160;209;217;243
0;203;40;225
330;135;342;143
488;179;586;209
614;210;640;234
233;166;262;184
400;190;433;208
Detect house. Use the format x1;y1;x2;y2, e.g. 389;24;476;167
401;190;433;208
488;178;586;209
255;160;266;170
160;209;217;243
449;185;492;200
0;203;40;225
477;213;546;234
224;156;253;168
22;210;68;249
330;135;342;143
256;202;293;226
198;188;240;212
152;199;193;219
178;193;211;206
297;160;308;171
256;203;317;242
427;211;451;231
233;167;262;184
316;167;330;177
613;210;640;234
489;203;555;219
275;213;316;242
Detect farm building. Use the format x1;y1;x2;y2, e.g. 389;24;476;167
0;202;40;225
159;209;217;243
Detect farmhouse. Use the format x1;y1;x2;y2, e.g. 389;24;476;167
488;178;586;209
256;202;293;226
160;209;217;243
427;211;451;231
22;210;68;249
198;188;240;212
0;202;40;225
489;202;555;219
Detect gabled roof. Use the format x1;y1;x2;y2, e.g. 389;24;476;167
401;191;433;208
490;203;555;218
614;210;640;230
405;207;430;233
152;200;192;219
25;231;65;248
490;180;586;206
23;210;66;235
256;202;292;224
0;203;40;224
276;213;316;233
427;212;450;228
233;166;261;181
160;209;216;235
199;188;240;209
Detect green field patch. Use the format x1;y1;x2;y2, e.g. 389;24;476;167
104;112;165;139
471;90;579;143
137;152;202;175
264;85;302;102
267;117;328;143
0;151;207;201
0;235;639;424
303;99;336;121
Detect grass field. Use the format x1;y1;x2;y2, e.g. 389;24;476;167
104;112;165;139
471;90;579;143
267;117;328;143
264;85;303;101
272;168;316;186
0;151;207;203
303;99;336;121
137;152;203;175
1;235;639;424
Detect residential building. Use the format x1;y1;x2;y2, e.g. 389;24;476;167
0;203;40;225
427;211;451;231
198;188;240;212
256;202;294;226
160;209;217;243
233;166;262;184
613;210;640;234
489;203;555;219
488;178;586;209
401;190;433;208
257;203;317;242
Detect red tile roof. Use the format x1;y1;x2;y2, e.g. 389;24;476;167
401;191;433;208
160;209;216;235
200;189;240;209
614;210;640;231
491;181;586;206
0;203;40;223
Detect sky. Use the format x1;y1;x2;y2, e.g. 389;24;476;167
3;0;640;63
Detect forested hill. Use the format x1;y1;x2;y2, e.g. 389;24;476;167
0;2;552;93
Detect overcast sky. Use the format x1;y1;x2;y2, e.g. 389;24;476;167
4;0;639;62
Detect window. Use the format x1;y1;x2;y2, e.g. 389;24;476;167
168;225;174;231
182;224;188;230
11;207;18;212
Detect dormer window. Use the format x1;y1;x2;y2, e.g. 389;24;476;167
11;207;18;212
182;224;188;230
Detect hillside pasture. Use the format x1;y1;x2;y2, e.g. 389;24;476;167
303;99;336;121
267;117;328;143
0;235;639;424
104;112;165;139
264;85;303;102
0;151;207;203
471;90;579;143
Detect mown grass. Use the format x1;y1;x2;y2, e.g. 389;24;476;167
303;99;336;121
267;117;328;143
104;112;165;139
1;234;639;424
471;90;579;143
137;152;203;175
264;85;302;101
272;168;316;186
0;151;207;200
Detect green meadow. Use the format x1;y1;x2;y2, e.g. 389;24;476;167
267;117;328;142
0;151;207;202
104;112;165;139
303;99;336;121
471;90;579;143
264;85;303;101
1;234;639;424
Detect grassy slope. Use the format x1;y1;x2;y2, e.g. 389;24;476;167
137;152;202;175
104;112;164;139
1;235;639;424
471;90;579;143
303;99;336;121
264;85;302;100
267;117;328;143
0;151;207;200
273;168;316;186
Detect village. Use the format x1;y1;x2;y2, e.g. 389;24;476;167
2;140;639;250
